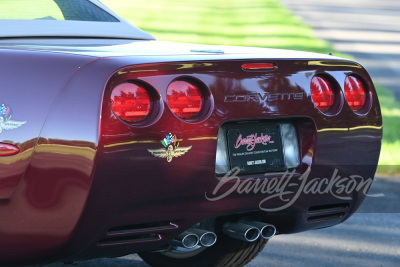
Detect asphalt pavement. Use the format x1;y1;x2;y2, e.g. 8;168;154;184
281;0;400;101
40;175;400;267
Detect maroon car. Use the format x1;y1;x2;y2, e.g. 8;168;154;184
0;0;382;266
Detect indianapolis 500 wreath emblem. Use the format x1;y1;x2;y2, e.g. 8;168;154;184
147;133;192;162
0;104;26;134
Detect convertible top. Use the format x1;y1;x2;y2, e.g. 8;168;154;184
0;0;154;40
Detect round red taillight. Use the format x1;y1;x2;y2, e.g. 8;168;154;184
311;76;335;112
345;76;367;112
111;83;151;122
167;80;203;119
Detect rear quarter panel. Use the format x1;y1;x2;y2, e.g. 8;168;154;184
0;48;100;263
0;49;97;198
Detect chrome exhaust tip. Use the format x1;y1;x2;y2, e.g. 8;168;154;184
241;221;276;239
171;231;199;249
189;228;217;247
223;222;260;242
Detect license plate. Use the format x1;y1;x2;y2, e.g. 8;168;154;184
226;123;285;174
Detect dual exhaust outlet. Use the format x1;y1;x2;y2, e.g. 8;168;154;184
222;221;276;242
172;221;276;249
171;228;217;249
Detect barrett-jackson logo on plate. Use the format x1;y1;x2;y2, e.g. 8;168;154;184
224;92;304;102
235;133;274;152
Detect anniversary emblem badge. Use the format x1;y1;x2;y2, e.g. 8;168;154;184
147;133;192;162
0;104;26;134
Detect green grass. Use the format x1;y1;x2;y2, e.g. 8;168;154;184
375;85;400;174
103;0;335;54
102;0;400;174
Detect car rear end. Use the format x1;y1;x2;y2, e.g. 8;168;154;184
0;43;381;265
64;53;381;261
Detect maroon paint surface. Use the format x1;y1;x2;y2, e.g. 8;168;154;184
0;41;381;265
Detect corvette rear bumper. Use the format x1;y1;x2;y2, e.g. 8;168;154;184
0;120;381;265
60;115;381;262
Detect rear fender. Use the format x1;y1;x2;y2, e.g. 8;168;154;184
0;49;94;199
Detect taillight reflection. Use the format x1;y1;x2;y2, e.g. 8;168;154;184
167;80;203;119
345;76;367;112
311;76;335;112
0;143;20;157
111;83;151;122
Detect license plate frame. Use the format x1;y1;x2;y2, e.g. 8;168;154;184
226;123;285;174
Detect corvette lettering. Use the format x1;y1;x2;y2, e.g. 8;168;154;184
224;92;304;102
235;133;274;151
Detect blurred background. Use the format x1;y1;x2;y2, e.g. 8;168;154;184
101;0;400;175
